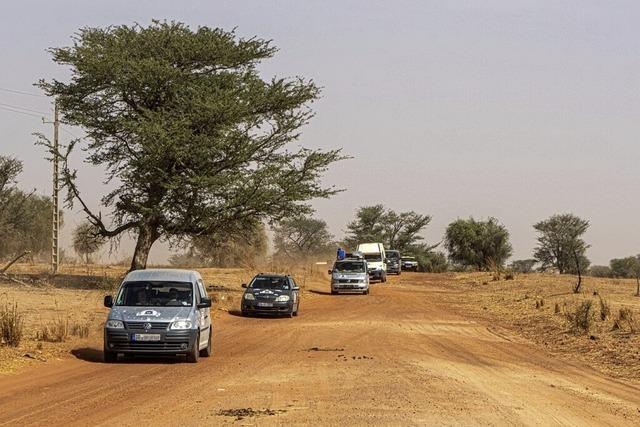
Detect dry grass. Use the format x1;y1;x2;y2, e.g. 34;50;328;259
0;299;24;347
37;317;69;343
444;272;640;380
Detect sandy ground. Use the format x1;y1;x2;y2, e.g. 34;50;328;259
1;271;640;426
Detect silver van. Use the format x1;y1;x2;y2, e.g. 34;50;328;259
103;269;212;363
330;258;370;295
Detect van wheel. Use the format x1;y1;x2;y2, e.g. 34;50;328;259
200;329;212;358
186;333;200;363
103;348;117;363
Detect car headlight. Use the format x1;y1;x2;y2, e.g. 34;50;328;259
275;295;290;302
170;320;193;330
244;293;255;300
105;320;124;329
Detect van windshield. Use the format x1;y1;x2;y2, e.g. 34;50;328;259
115;281;193;307
334;261;366;273
364;254;382;262
386;252;400;260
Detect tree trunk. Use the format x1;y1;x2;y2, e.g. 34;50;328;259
636;276;639;297
130;222;159;271
573;249;582;293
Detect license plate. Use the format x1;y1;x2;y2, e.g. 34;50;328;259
133;333;161;342
257;302;273;307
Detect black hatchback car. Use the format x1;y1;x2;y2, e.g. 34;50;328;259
241;274;300;317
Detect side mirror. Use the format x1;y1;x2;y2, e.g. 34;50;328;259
104;295;113;308
327;269;332;275
197;297;212;309
293;286;300;291
241;283;247;288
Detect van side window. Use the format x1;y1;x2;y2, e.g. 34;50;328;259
196;279;207;301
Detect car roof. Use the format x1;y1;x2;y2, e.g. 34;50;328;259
124;269;201;283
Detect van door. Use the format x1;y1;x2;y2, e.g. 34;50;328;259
196;279;211;348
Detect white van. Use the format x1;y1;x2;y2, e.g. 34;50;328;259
356;242;387;283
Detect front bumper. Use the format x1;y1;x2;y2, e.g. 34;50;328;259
387;264;401;273
369;270;385;279
241;300;294;315
104;327;198;354
332;281;368;293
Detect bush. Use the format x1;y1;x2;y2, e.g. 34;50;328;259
70;321;90;338
567;300;595;332
598;297;610;321
0;300;24;347
614;307;637;333
37;317;69;342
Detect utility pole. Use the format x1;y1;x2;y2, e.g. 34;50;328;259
52;101;59;274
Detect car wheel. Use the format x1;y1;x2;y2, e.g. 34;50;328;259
364;289;369;295
186;333;200;363
293;305;299;316
103;348;117;363
200;328;212;358
331;290;337;295
241;310;248;317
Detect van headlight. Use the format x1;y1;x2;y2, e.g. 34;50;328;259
244;293;255;300
105;320;124;329
170;320;193;330
275;295;290;302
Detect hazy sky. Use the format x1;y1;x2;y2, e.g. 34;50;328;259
1;1;639;264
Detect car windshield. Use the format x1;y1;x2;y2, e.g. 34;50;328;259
115;281;193;307
364;254;382;262
402;257;416;261
334;261;366;273
250;276;290;290
386;251;400;260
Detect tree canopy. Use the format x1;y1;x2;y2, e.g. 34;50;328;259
344;205;432;252
72;222;106;264
38;21;343;270
444;217;512;271
273;215;334;259
533;214;590;274
0;155;59;261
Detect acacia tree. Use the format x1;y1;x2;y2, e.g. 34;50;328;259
170;221;267;268
38;22;343;270
72;222;106;264
344;205;432;251
0;155;59;260
444;217;512;271
273;215;334;259
533;213;590;292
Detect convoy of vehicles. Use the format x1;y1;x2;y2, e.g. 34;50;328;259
102;246;418;362
356;242;387;282
385;250;401;275
329;255;370;295
103;269;212;363
241;274;300;317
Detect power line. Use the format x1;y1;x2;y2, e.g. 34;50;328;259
0;101;51;115
0;87;47;98
0;105;47;119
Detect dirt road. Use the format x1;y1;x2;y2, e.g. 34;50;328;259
1;274;639;426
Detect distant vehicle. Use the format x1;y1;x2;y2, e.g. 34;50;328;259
103;269;212;363
241;274;300;317
357;242;387;282
329;257;369;295
402;256;419;272
386;250;401;275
